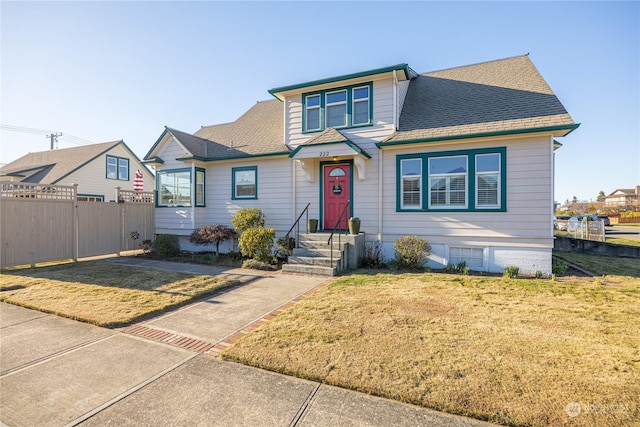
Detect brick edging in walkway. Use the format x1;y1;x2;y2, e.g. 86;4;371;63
122;274;334;356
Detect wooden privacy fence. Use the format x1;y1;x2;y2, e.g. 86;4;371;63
1;182;155;267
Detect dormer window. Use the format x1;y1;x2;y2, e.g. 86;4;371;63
326;90;347;127
302;82;372;132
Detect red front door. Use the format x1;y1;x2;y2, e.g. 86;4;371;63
323;163;350;230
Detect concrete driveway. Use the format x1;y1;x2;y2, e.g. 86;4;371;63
0;259;493;426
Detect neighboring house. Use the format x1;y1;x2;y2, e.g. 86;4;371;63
144;54;578;274
1;141;155;202
604;186;640;208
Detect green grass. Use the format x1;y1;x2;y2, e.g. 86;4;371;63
553;252;640;278
0;261;237;327
223;271;640;427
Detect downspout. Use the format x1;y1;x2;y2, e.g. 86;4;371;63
550;136;555;237
393;69;398;130
191;161;196;230
292;158;297;230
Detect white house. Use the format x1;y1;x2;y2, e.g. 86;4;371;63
144;54;579;274
1;141;155;202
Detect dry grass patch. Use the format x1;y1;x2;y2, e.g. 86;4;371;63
0;261;237;327
222;272;640;426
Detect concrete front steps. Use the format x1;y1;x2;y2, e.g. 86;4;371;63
282;232;347;276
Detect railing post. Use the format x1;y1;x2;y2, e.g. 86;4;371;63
72;183;79;262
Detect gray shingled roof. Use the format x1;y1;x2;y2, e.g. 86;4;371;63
0;141;122;184
193;99;288;158
385;55;575;143
150;55;575;159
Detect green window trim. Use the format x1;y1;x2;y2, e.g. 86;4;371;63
156;167;206;208
232;166;258;200
106;155;130;181
396;147;507;212
302;82;373;133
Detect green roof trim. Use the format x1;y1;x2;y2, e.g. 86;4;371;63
376;123;581;148
289;140;372;159
268;64;415;98
175;150;291;163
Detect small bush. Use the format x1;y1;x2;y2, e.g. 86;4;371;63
202;253;218;264
362;240;385;268
141;239;153;254
534;270;544;279
238;227;275;263
152;234;181;258
552;259;568;275
445;261;469;275
503;265;520;278
231;208;266;234
242;259;277;271
393;236;431;270
189;225;235;254
275;236;296;259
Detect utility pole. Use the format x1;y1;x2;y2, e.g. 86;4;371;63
46;132;62;150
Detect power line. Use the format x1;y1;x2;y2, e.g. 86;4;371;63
1;124;95;147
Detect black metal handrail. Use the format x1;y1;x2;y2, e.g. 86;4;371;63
327;201;350;268
285;202;311;249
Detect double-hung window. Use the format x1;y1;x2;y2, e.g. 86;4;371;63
157;168;205;207
429;156;468;209
476;153;501;208
397;147;506;212
400;159;422;209
302;83;372;132
305;95;321;131
106;156;129;180
326;90;347;128
352;86;370;125
232;166;257;199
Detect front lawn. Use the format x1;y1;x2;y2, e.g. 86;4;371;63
222;272;639;427
0;261;237;327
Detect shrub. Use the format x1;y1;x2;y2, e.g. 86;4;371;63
152;234;181;258
141;239;153;254
231;208;266;234
238;227;275;263
445;261;469;275
503;265;520;278
242;259;277;271
393;236;431;270
362;240;385;268
534;270;544;279
189;225;236;254
202;253;218;264
552;259;568;275
275;236;296;260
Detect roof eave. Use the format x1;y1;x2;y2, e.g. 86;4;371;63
268;63;415;101
175;151;291;163
376;123;581;148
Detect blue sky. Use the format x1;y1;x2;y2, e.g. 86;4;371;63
1;1;638;205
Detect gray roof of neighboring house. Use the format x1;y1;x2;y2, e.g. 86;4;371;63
0;141;123;184
384;54;576;144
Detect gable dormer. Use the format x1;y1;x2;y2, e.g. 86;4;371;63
269;64;416;148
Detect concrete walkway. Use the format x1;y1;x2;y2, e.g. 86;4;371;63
0;258;494;426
